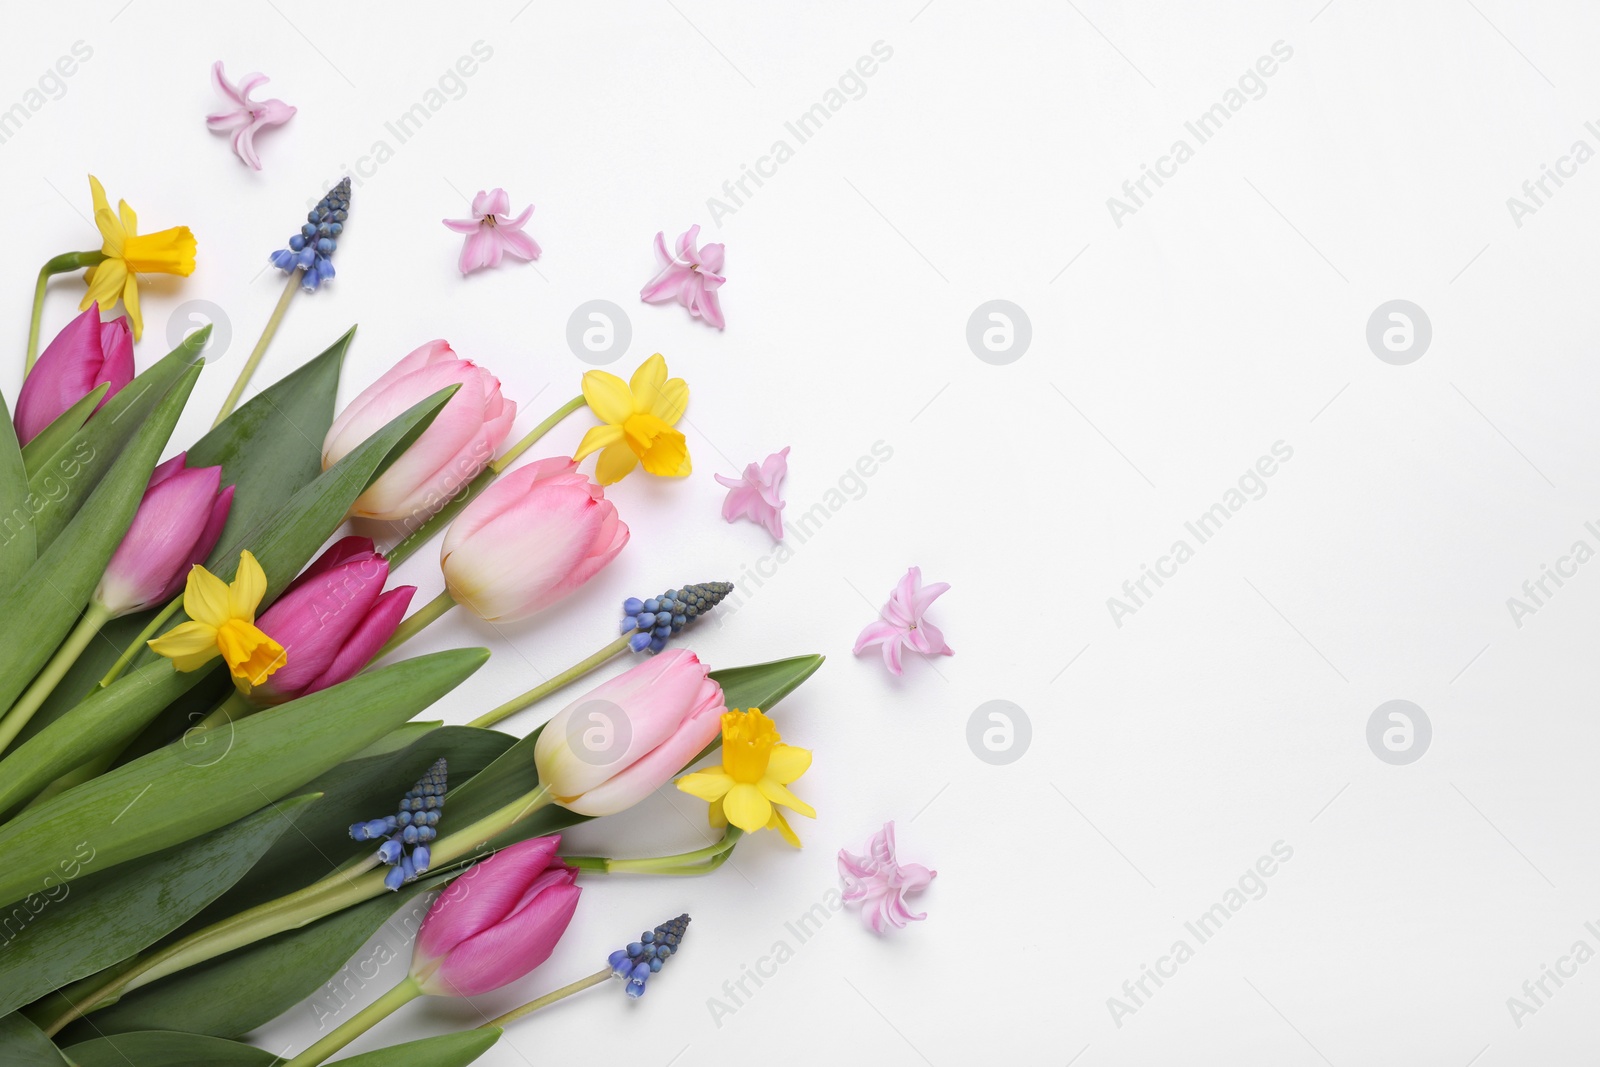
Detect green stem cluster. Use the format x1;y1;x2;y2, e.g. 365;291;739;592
25;251;106;373
468;633;632;730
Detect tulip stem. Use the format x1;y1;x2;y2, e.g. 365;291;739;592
282;976;423;1067
375;589;457;660
479;968;613;1029
564;827;743;875
25;251;106;374
468;634;634;730
383;394;585;569
212;272;298;428
99;595;183;688
0;602;111;756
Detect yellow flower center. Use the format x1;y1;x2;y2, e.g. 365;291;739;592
720;709;779;783
215;619;286;687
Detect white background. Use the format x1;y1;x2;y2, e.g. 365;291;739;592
4;1;1600;1063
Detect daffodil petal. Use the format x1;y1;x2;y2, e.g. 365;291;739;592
183;564;233;628
89;175;110;217
647;376;689;425
677;768;735;802
147;621;220;672
721;782;772;833
767;806;802;848
572;423;623;462
708;798;728;830
121;273;142;340
227;551;268;621
594;440;639;485
118;199;137;236
581;369;634;425
764;744;812;785
758;776;816;819
628;353;668;411
82;257;126;313
92;207;125;257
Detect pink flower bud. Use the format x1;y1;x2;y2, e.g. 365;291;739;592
17;308;134;444
94;453;233;617
321;340;517;522
410;836;580;997
248;536;416;704
534;649;725;816
440;457;628;622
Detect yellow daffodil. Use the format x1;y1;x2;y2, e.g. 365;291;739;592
677;708;815;847
79;175;197;340
147;551;285;692
572;353;691;485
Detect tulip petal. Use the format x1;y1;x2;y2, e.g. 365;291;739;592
414;837;562;966
432;882;580;997
301;585;416;697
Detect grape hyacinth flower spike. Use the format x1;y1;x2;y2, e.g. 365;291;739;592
271;178;350;291
621;581;734;654
608;914;690;997
350;758;448;890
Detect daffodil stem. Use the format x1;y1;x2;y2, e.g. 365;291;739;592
374;589;456;661
284;976;423;1067
467;634;633;730
479;968;613;1030
212;272;298;428
383;394;585;569
99;595;183;688
564;826;743;875
0;602;111;756
44;785;557;1034
25;251;105;374
191;690;252;734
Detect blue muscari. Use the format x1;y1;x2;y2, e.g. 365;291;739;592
270;177;350;291
620;581;733;654
349;757;447;891
608;914;690;998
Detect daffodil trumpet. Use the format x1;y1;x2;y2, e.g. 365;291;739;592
24;251;106;374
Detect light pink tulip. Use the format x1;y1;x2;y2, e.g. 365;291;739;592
715;446;789;540
94;453;233;617
17;308;134;445
322;340;517;522
640;224;726;329
838;821;937;934
205;61;296;170
249;536;415;705
410;836;580;997
440;457;628;623
534;649;725;816
853;566;954;676
442;188;541;275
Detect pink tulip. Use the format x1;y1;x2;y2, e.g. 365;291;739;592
93;453;233;618
440;457;628;623
410;836;580;997
534;649;725;816
248;536;415;705
322;340;517;523
17;308;134;445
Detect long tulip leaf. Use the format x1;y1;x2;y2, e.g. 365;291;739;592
0;1012;70;1066
64;1030;274;1066
0;390;36;598
337;1030;502;1067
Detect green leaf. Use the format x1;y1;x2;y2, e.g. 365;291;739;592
0;1012;70;1066
0;648;488;909
63;1031;273;1067
0;390;36;598
0;795;318;1019
0;359;201;718
337;1029;501;1067
20;384;107;478
70;878;441;1042
27;331;210;552
19;331;351;743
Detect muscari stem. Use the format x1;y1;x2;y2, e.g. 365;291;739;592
479;968;612;1030
0;602;112;756
213;271;299;428
383;393;585;569
25;251;106;374
373;588;456;661
467;633;632;730
43;786;558;1033
283;976;423;1067
99;595;183;688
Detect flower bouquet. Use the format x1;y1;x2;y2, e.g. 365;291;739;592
0;172;827;1067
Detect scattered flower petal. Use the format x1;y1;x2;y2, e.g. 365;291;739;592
852;566;953;676
715;447;789;540
838;821;936;934
640;225;725;329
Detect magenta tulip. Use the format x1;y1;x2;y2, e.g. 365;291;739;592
322;340;517;523
247;536;415;705
410;836;580;997
17;308;134;445
94;453;234;617
440;457;628;622
534;649;725;816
